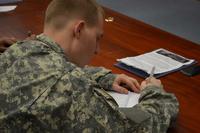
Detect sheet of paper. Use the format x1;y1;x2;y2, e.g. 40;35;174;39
117;48;194;74
107;91;140;108
0;5;17;12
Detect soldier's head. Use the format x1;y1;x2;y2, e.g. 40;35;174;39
44;0;104;67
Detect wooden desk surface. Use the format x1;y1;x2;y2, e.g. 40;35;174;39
0;0;200;132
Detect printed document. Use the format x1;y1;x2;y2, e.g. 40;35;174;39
117;48;194;74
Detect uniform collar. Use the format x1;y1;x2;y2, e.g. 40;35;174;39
36;33;65;54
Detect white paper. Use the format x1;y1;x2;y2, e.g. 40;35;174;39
0;5;17;12
107;91;140;108
117;48;194;74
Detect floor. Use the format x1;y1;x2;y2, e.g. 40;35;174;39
97;0;200;45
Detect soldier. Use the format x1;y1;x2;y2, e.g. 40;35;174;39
0;0;179;132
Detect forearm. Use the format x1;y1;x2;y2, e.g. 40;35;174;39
119;85;179;133
139;86;179;120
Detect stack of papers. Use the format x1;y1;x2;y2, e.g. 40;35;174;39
115;48;196;78
107;91;140;108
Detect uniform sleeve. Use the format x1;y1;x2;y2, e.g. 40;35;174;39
30;73;138;132
119;85;179;133
28;70;178;133
83;66;116;90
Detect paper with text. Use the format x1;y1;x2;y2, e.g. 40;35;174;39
117;48;194;74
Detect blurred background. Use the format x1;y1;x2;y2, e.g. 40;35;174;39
97;0;200;45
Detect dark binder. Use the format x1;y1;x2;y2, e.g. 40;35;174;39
0;0;22;5
115;61;197;78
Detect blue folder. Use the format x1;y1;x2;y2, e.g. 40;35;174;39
0;0;22;5
115;61;197;78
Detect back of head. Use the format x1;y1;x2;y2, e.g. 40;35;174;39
45;0;104;29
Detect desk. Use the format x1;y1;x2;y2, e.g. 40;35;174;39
0;0;200;132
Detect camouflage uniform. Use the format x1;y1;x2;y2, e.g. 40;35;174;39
0;34;179;133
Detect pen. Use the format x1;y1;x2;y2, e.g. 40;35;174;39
149;66;155;78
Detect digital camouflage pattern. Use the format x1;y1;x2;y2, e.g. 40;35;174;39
0;34;179;133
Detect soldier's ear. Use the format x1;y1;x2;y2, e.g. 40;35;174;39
73;21;85;39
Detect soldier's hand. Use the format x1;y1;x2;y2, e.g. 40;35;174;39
141;77;162;90
0;37;17;53
112;74;140;94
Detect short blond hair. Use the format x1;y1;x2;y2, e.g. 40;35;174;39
45;0;104;29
